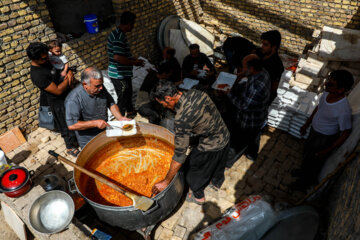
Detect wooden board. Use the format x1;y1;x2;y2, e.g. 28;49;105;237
0;127;26;153
1;201;27;240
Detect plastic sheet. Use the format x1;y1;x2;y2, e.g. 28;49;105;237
195;196;277;240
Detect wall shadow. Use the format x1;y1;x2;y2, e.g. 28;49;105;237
201;1;301;57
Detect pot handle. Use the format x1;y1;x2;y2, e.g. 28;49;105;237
68;178;78;194
29;170;35;178
141;200;159;215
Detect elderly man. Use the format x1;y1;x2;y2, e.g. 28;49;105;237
151;80;230;204
65;67;129;148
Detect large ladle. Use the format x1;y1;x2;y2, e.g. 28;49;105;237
48;150;154;211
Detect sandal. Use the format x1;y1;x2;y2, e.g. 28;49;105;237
67;148;80;157
208;182;220;191
186;193;205;205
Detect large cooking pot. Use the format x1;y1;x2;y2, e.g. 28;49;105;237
73;122;184;230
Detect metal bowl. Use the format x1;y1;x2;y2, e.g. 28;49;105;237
29;190;75;234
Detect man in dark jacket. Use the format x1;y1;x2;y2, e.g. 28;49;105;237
151;80;230;204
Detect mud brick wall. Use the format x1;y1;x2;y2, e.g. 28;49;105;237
200;0;360;56
0;0;203;136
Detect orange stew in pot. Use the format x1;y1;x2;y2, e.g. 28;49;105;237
83;136;173;207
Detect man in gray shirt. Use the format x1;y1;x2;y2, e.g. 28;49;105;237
65;67;129;148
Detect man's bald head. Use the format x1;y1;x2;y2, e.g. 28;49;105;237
81;67;103;84
81;67;104;95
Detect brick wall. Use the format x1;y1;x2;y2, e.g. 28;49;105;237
0;0;203;136
200;0;360;56
0;0;55;135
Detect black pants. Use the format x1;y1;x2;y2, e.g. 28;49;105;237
49;100;77;149
138;102;160;124
186;143;229;199
232;126;261;158
111;77;134;116
299;128;339;186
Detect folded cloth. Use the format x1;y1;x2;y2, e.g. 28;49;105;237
106;119;137;137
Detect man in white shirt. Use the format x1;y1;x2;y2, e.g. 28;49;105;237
291;70;354;192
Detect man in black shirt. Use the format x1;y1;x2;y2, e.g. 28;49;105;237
182;44;216;86
27;42;79;156
135;63;173;124
162;47;182;84
223;36;255;73
256;30;284;104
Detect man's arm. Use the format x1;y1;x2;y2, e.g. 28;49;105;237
109;104;130;121
65;98;109;131
114;55;144;66
300;106;318;135
152;120;191;194
316;129;351;158
203;54;215;72
152;160;182;194
68;120;109;131
43;77;69;95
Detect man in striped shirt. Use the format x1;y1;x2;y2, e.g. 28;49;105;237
107;11;144;117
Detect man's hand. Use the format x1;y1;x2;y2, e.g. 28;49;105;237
94;120;109;129
65;70;74;87
118;116;132;121
152;179;170;195
134;59;145;67
60;70;67;77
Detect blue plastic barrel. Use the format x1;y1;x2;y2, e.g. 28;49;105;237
84;14;99;34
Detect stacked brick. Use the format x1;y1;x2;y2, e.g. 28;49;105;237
200;0;360;56
290;26;360;92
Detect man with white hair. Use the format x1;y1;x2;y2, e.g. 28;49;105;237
65;67;129;148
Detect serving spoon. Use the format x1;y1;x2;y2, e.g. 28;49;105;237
48;151;154;212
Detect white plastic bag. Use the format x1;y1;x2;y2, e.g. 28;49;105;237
194;195;277;240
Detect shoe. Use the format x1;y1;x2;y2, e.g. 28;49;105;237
245;153;257;161
67;148;80;157
186;193;205;205
208;182;220;191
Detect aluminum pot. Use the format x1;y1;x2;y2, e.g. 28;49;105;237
0;166;34;198
74;122;184;230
